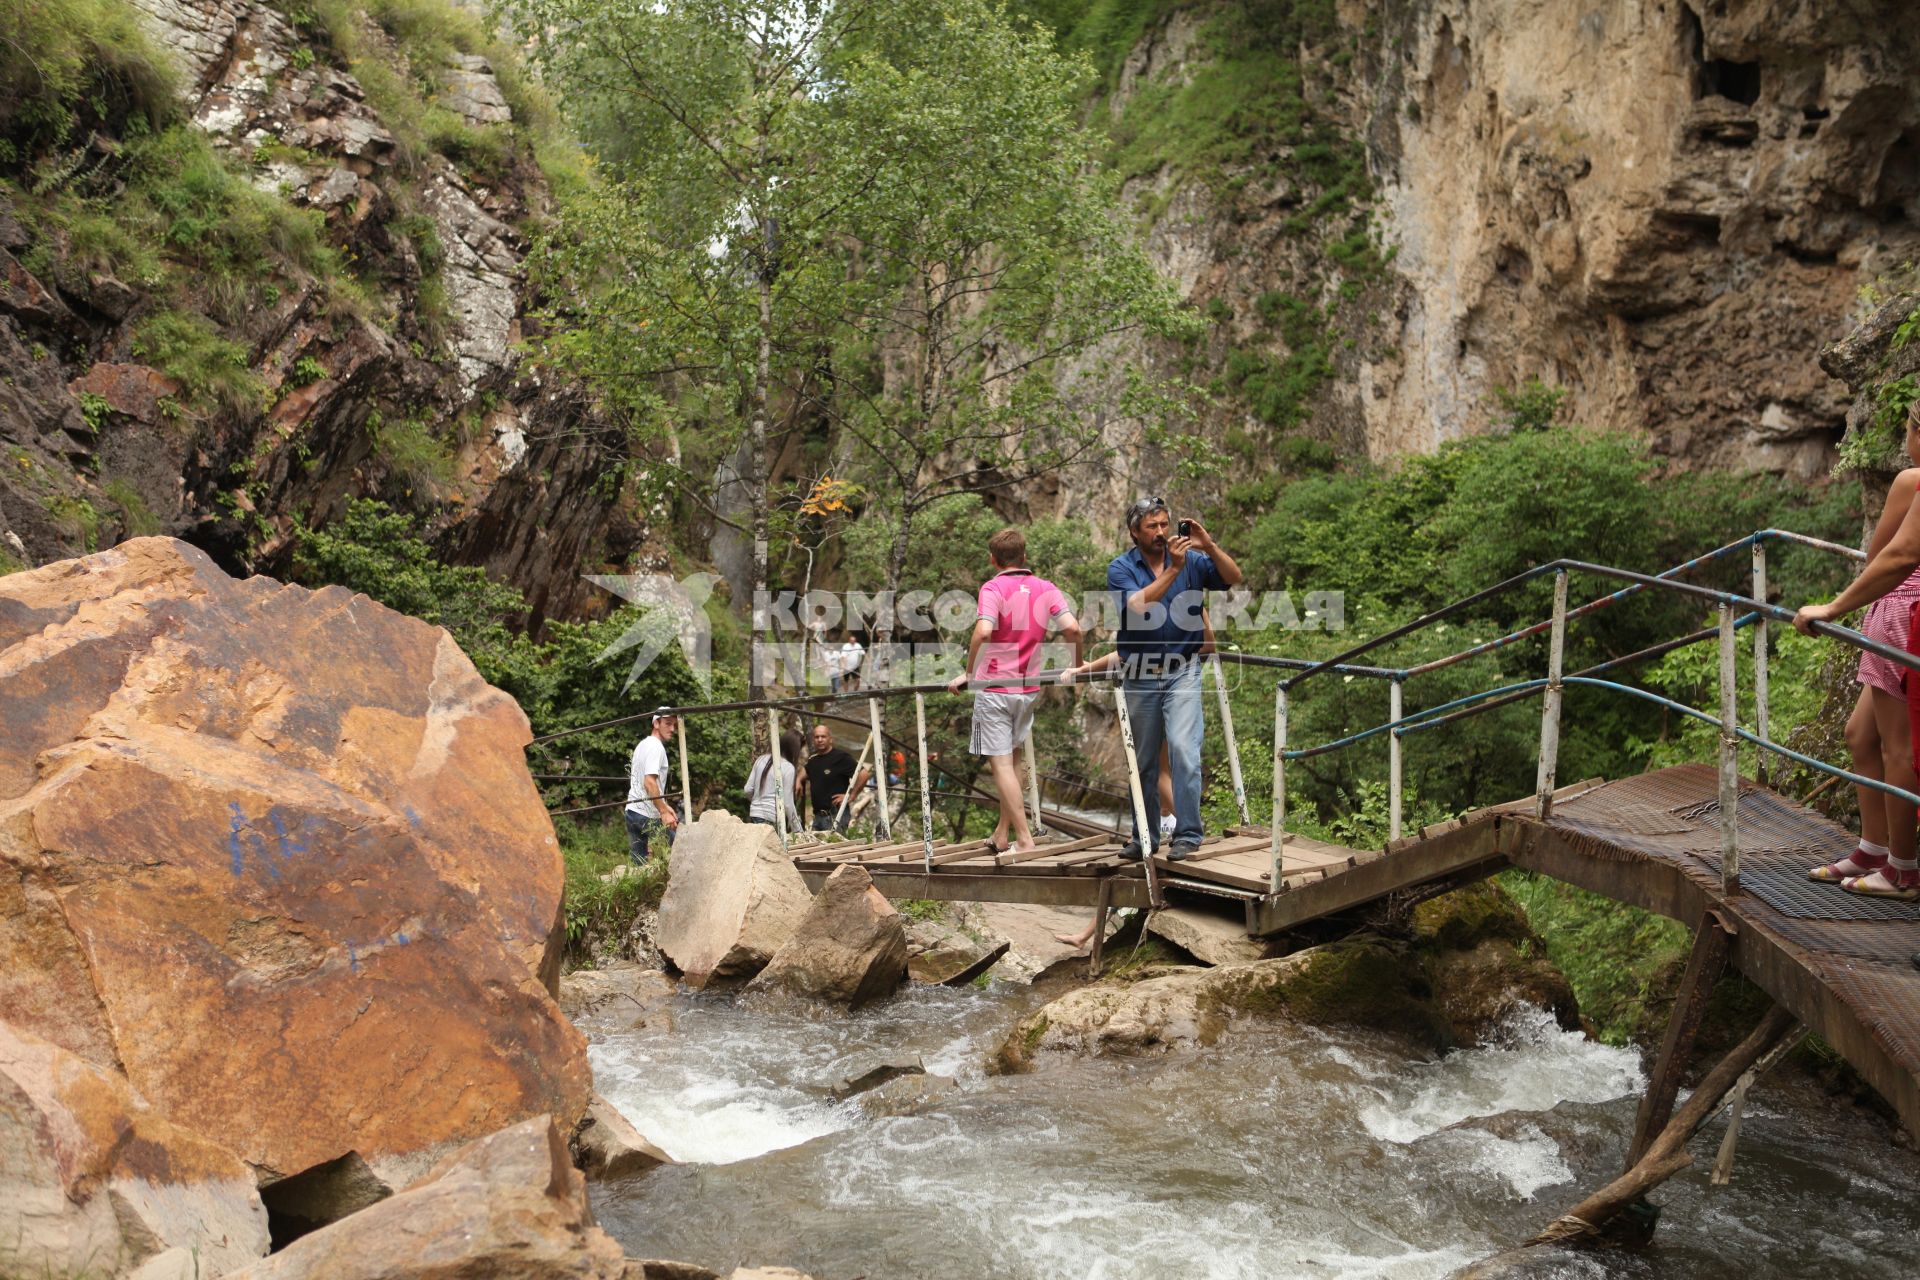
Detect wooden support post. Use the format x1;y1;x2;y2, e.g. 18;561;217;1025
1751;542;1768;787
1711;1022;1806;1186
1112;685;1161;909
1388;679;1405;844
677;711;694;824
1532;1005;1797;1248
914;692;934;872
1719;602;1740;895
832;729;875;833
1024;729;1046;839
1211;655;1251;825
1536;569;1569;820
1088;876;1114;979
868;696;892;841
1271;681;1288;889
768;706;788;849
1628;911;1733;1166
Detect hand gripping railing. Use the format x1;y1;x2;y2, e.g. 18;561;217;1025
1264;527;1917;898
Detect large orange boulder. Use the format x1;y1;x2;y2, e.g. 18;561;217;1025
0;1019;270;1277
0;539;590;1189
221;1116;628;1280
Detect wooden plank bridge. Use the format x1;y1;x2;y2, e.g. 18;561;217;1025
794;763;1920;1143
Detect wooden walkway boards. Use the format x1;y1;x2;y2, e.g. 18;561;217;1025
789;826;1379;915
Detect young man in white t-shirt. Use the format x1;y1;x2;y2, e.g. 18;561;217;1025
625;709;679;864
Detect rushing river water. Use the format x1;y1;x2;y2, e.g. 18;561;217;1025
586;982;1920;1280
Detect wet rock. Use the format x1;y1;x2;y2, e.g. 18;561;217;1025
0;1019;271;1278
1147;904;1285;966
1413;883;1579;1042
223;1116;629;1280
656;810;812;987
0;540;589;1187
573;1094;673;1181
853;1072;960;1119
906;919;1009;985
626;1264;721;1280
748;863;906;1008
829;1055;924;1100
558;962;677;1024
995;939;1455;1072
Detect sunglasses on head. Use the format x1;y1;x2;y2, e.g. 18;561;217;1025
1126;496;1168;527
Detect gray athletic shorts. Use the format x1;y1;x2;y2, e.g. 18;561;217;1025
970;690;1037;756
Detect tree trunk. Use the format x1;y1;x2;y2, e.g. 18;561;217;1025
749;235;774;715
871;506;913;685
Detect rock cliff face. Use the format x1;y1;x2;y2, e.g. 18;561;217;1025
1363;0;1920;479
1007;0;1920;537
0;0;636;623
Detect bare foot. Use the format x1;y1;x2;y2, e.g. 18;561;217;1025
1054;931;1093;949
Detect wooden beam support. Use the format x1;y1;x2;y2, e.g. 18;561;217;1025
1088;877;1114;979
1531;1004;1797;1248
1628;909;1734;1167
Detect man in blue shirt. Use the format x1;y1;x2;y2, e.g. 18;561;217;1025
1105;497;1243;860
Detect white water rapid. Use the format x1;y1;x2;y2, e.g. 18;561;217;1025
586;984;1920;1279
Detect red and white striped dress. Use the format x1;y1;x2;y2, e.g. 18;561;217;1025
1856;563;1920;697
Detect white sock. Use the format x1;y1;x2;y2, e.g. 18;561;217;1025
1891;855;1918;872
1861;840;1890;857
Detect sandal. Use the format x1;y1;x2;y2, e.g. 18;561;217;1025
986;835;1011;855
1841;867;1920;901
1810;847;1887;883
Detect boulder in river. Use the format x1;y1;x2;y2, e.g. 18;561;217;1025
0;540;590;1192
1413;883;1579;1042
1147;904;1285;966
906;918;1010;985
748;862;907;1007
223;1115;629;1280
655;810;812;986
994;939;1456;1071
573;1093;674;1180
0;1019;270;1278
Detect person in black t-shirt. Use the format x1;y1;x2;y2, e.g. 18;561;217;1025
802;722;871;832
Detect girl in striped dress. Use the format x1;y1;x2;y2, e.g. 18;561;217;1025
1812;405;1920;899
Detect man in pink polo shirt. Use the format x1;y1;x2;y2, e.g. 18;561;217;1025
948;527;1084;853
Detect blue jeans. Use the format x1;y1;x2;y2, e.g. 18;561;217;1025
624;808;673;863
1123;658;1204;848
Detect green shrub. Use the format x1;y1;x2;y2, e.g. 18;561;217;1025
1498;871;1689;1045
43;494;101;551
368;411;458;491
132;311;265;419
289;355;328;387
558;816;667;966
102;477;160;536
0;0;177;166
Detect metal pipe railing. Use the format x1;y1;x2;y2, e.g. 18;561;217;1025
534;525;1885;901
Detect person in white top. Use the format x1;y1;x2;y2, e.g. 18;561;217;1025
625;708;678;864
745;729;804;827
835;634;865;694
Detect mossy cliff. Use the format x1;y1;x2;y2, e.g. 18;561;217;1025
0;0;640;622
